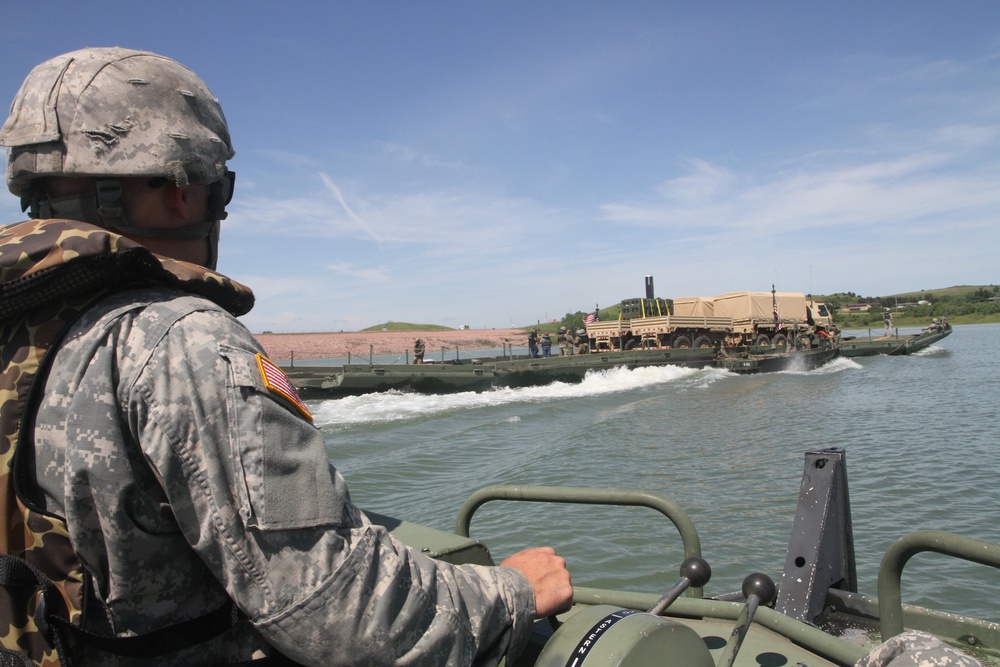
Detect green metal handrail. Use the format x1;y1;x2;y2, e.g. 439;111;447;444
455;485;704;597
878;529;1000;639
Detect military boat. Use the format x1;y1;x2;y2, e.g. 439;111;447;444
839;319;953;358
713;340;839;374
375;447;997;666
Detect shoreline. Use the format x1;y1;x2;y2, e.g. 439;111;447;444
254;328;527;362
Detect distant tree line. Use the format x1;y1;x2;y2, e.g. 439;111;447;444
826;286;1000;327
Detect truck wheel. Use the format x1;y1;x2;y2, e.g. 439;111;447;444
756;334;771;346
692;336;712;348
772;334;788;351
672;336;692;349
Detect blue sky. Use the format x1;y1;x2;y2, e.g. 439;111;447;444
2;3;998;332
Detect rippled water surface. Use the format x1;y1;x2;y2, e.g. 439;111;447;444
312;324;1000;619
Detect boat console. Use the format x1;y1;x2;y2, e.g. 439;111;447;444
372;448;1000;666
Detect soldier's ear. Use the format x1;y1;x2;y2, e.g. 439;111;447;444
163;183;206;222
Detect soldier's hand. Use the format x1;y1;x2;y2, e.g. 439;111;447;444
501;547;572;618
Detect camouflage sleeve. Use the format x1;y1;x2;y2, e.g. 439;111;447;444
126;298;535;665
855;630;983;667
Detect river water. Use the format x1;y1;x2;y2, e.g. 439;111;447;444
309;323;1000;621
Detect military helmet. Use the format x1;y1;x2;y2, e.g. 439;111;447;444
0;47;234;239
2;47;232;191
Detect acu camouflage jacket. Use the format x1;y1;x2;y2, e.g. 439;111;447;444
0;218;253;664
0;218;535;667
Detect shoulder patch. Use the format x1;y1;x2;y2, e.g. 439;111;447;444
255;353;313;422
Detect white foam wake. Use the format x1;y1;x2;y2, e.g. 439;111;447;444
310;363;727;427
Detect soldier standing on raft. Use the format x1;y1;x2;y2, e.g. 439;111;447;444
413;337;425;364
557;326;570;355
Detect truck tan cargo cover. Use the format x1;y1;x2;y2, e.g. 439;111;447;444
672;297;715;317
712;292;808;323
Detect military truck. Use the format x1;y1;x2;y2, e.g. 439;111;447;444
586;290;834;351
707;291;834;347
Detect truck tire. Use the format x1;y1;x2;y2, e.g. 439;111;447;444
672;336;692;349
772;333;788;351
756;334;771;346
693;336;712;348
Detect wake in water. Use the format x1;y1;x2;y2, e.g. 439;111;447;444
781;355;861;376
912;344;949;358
310;363;730;427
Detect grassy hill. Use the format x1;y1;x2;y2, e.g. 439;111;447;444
361;321;454;332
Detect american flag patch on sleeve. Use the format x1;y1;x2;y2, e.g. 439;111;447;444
255;353;313;422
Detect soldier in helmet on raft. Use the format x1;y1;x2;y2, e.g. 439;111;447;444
0;47;571;666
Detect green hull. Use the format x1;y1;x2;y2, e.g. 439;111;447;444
286;346;720;398
494;346;718;387
372;448;999;666
714;344;839;374
840;322;953;357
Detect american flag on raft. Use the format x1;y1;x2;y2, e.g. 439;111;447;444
583;311;599;324
773;301;780;330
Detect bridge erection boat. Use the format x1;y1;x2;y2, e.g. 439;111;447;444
376;447;997;666
839;319;953;357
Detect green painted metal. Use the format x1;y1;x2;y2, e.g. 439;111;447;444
878;529;1000;640
368;451;999;666
839;322;953;357
454;485;704;597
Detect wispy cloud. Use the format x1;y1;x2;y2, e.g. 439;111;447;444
602;133;1000;242
319;173;384;247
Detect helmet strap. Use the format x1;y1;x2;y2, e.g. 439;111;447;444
28;178;222;270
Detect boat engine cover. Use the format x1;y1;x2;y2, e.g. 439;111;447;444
534;605;714;667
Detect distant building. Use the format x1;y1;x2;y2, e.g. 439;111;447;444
844;303;877;312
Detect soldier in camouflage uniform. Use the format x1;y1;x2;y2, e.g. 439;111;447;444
556;326;570;356
0;47;570;666
884;308;895;338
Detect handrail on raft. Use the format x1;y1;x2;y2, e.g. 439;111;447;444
878;529;1000;639
455;485;704;597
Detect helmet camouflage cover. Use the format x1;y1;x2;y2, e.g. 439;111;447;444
1;46;233;195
